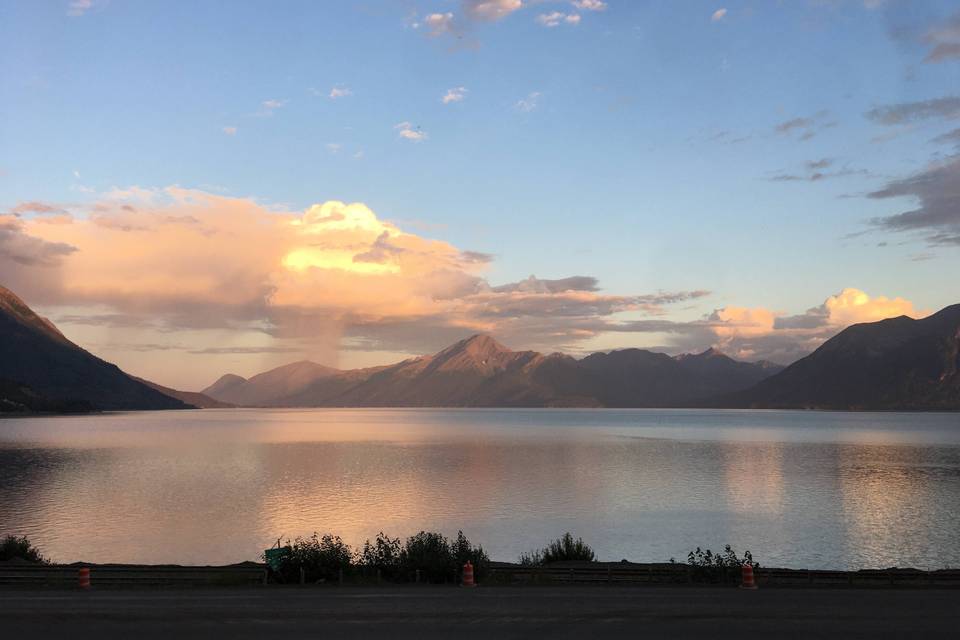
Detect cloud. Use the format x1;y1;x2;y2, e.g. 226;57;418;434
1;215;77;267
866;96;960;125
424;12;457;37
515;91;541;112
572;0;606;11
395;122;427;142
492;276;599;294
326;143;342;154
868;155;960;246
768;159;867;183
465;0;523;22
442;87;468;104
6;189;726;361
628;288;927;364
66;0;96;17
536;12;580;27
187;346;304;355
773;111;832;140
9;201;68;216
329;86;352;99
459;250;493;264
932;127;960;146
418;1;532;43
775;117;815;133
261;99;288;111
922;12;960;63
222;126;238;136
9;190;936;369
711;8;727;22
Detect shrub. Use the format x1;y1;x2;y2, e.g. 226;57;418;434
400;531;454;583
0;535;48;564
357;532;403;580
356;530;489;584
269;533;352;583
519;532;596;565
681;545;758;583
449;530;489;580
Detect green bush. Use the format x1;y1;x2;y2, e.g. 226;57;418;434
0;535;48;564
448;530;489;581
519;532;596;565
354;530;490;583
681;545;758;583
267;533;352;583
399;531;454;583
357;532;403;580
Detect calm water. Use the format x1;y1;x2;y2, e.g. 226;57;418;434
1;408;959;570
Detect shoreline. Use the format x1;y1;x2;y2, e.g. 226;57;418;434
3;561;958;590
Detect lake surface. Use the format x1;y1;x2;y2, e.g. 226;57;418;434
1;408;959;570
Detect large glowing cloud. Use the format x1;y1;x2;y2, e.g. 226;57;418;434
5;188;703;361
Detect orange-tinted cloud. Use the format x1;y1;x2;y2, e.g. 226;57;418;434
702;288;927;362
5;188;702;360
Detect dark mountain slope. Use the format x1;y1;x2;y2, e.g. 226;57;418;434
728;305;960;410
0;285;188;411
0;379;94;413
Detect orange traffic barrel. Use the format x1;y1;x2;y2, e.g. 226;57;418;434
462;561;476;587
78;567;91;589
740;563;757;590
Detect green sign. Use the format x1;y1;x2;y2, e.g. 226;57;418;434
264;546;290;571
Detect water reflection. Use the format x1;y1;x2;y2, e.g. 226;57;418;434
838;445;959;569
1;409;959;569
722;442;785;515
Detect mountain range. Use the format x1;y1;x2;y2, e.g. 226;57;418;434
2;283;958;412
201;334;784;408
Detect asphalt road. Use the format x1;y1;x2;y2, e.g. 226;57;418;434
2;585;956;639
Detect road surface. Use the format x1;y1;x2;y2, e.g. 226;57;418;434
2;585;955;638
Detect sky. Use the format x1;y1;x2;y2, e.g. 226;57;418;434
1;0;959;390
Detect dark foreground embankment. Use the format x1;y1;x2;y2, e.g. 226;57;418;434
3;561;960;589
3;585;959;639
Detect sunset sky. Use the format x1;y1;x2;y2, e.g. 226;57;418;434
1;0;959;389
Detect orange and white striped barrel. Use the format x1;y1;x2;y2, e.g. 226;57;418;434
461;561;476;587
78;567;91;589
740;563;757;590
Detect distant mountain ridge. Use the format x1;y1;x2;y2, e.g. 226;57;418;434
6;281;958;412
201;335;784;408
133;377;233;409
722;304;960;410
